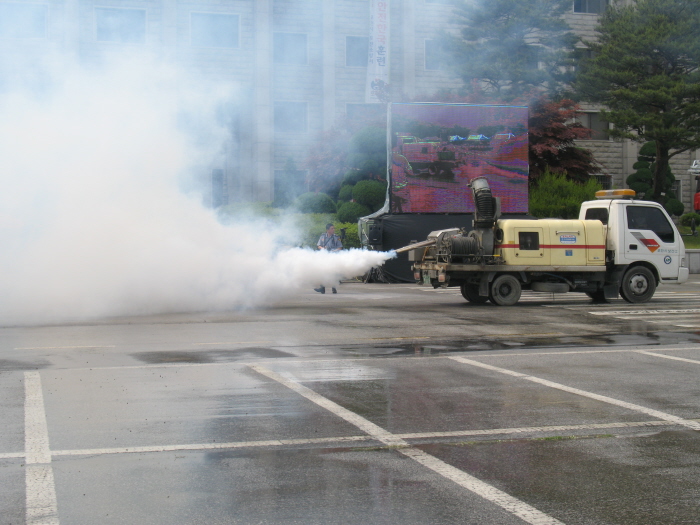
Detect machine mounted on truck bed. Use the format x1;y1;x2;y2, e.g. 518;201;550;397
401;177;689;306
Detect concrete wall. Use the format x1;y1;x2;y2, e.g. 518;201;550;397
687;249;700;274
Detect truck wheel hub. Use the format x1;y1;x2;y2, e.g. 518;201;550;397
630;275;648;293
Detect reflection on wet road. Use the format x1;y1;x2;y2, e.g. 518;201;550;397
2;345;698;524
1;281;700;524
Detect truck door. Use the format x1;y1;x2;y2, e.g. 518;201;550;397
623;205;680;279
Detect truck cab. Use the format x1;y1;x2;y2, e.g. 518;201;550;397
579;190;689;294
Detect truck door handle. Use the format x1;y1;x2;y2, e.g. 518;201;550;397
629;244;637;250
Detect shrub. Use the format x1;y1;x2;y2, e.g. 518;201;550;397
680;212;700;227
338;184;354;202
342;169;366;186
293;192;337;214
352;180;387;212
664;198;684;217
529;169;602;219
334;222;361;249
337;201;371;223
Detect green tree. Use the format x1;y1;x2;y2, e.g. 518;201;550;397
442;0;577;100
529;170;602;219
346;127;387;181
627;141;684;215
293;192;337;214
576;0;700;203
352;180;387;213
337;202;371;223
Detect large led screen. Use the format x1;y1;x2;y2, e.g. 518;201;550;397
388;102;529;214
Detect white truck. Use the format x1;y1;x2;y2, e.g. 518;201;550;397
404;178;689;305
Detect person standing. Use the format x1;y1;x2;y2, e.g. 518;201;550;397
314;223;342;294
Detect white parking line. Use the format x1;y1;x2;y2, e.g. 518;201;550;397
636;351;700;365
250;364;565;525
0;419;684;461
24;371;59;525
448;356;700;431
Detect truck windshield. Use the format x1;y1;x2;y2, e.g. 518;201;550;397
626;206;675;243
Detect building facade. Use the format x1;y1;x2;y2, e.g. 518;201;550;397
1;0;697;212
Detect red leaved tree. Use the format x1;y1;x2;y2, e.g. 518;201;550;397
528;97;600;183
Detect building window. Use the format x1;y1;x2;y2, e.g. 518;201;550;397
577;112;609;140
594;174;612;190
274;101;307;133
425;39;446;71
95;7;146;44
346;36;369;67
671;179;682;202
574;0;608;14
273;33;307;65
191;13;239;48
0;3;47;39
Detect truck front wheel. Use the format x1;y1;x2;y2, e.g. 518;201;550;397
489;275;521;306
461;283;488;304
620;266;656;303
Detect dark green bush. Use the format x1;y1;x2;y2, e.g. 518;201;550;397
342;169;366;186
337;201;370;223
680;212;700;227
293;192;337;214
338;184;354;202
352;180;387;212
664;198;684;217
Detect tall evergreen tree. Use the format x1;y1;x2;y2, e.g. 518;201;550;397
576;0;700;202
443;0;578;100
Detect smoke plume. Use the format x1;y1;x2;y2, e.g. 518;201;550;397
0;52;393;326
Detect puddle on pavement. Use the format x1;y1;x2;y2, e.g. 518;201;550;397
132;347;295;364
0;359;50;371
341;330;700;358
418;430;700;525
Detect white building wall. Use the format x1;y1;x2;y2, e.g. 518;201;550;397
1;0;695;212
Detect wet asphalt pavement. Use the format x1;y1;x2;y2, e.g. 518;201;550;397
1;278;700;524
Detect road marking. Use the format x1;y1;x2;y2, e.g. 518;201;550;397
475;346;700;358
4;418;683;460
448;356;700;431
194;341;274;346
636;351;700;365
15;346;115;350
397;419;679;439
590;309;700;316
250;364;565;525
24;371;59;525
0;452;25;459
52;436;372;457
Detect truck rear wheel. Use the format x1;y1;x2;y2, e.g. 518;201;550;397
461;283;488;304
620;266;656;303
489;275;521;306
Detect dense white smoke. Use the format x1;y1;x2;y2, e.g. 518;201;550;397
0;53;393;326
